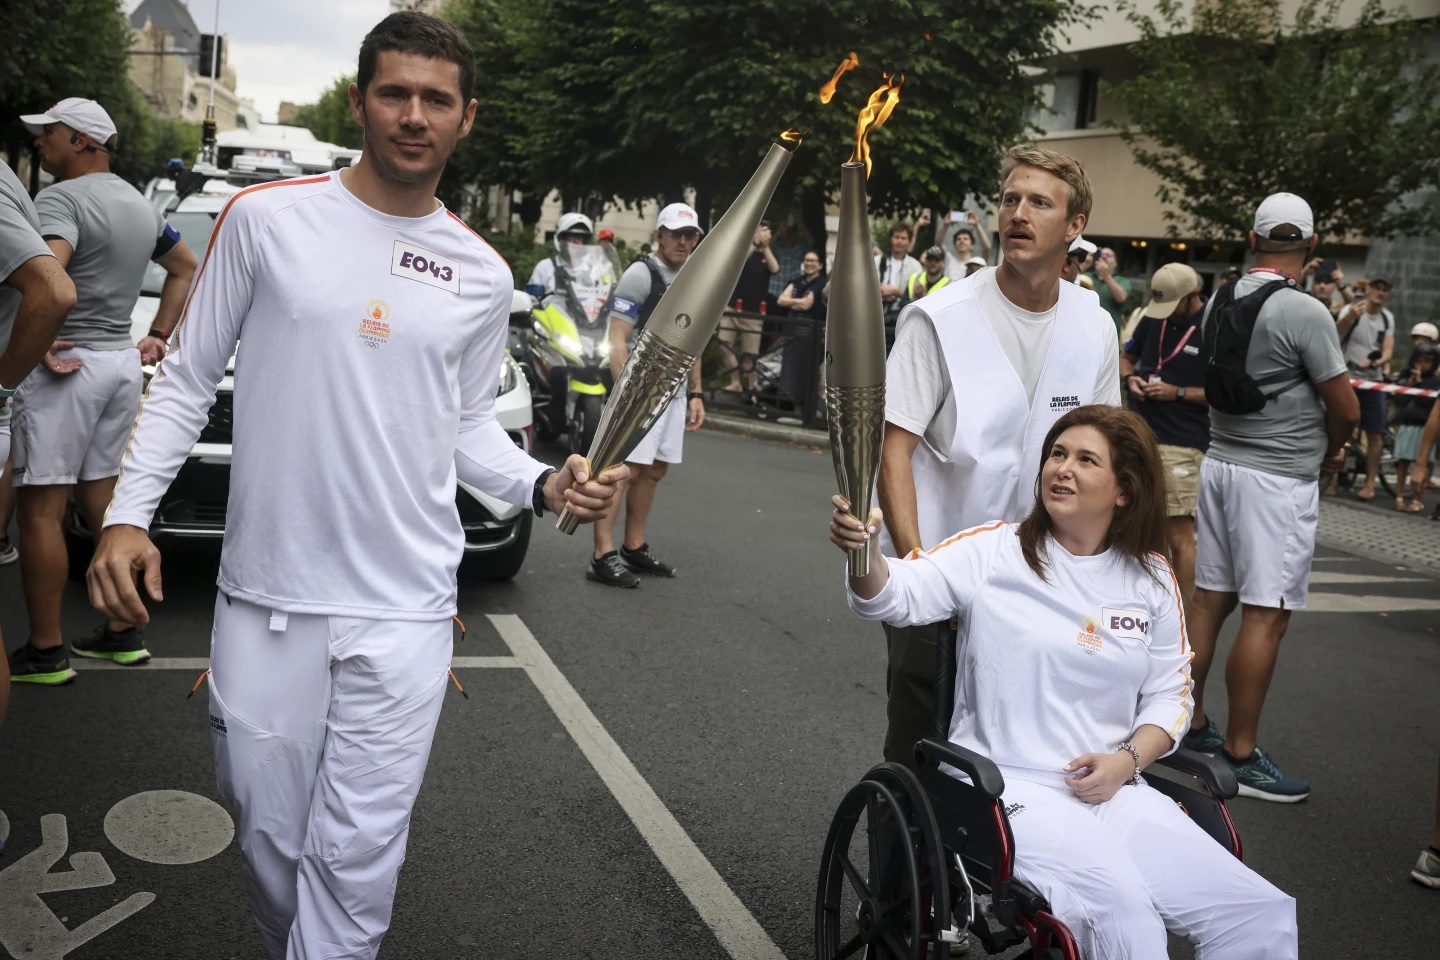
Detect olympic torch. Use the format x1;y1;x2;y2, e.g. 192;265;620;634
555;140;797;533
826;72;902;576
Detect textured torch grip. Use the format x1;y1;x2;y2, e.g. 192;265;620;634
826;381;886;577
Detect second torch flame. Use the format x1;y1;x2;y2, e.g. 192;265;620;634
851;73;902;178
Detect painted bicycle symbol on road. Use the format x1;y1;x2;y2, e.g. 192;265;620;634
0;791;233;959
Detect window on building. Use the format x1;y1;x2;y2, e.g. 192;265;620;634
1029;70;1102;133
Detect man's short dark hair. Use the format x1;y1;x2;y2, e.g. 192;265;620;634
357;12;475;103
889;221;912;240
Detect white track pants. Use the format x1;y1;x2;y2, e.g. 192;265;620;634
206;594;452;960
1004;778;1297;960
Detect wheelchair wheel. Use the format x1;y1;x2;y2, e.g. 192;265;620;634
815;764;951;960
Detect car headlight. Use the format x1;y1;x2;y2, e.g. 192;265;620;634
499;354;521;395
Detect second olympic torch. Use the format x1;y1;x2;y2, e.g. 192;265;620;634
555;142;795;533
825;162;887;576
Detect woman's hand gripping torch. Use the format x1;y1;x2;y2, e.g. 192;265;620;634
554;141;796;534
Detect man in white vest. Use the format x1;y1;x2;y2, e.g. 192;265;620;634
876;145;1121;768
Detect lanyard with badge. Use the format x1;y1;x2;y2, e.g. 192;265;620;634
1148;319;1198;383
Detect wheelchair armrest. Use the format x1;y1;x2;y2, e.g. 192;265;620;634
1151;748;1238;800
914;737;1006;800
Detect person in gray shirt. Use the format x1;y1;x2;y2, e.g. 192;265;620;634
1183;193;1359;804
0;159;78;715
587;202;705;588
8;97;196;685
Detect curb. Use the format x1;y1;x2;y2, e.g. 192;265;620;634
702;413;830;448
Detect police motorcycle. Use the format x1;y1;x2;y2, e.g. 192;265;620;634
513;237;618;456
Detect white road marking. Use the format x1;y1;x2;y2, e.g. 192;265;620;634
490;614;785;960
103;791;233;865
1308;571;1431;585
1301;593;1440;613
73;656;521;671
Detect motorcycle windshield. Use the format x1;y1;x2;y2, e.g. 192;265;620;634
550;244;617;328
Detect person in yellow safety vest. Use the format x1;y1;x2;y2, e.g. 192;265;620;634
905;246;951;304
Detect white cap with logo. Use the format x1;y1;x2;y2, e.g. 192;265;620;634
655;202;703;236
1253;192;1314;241
20;97;118;147
1069;235;1097;255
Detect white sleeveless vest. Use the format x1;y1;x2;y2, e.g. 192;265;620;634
889;272;1108;553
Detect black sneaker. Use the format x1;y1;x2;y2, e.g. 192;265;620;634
72;624;151;665
619;543;675;577
587;551;640;588
8;642;77;685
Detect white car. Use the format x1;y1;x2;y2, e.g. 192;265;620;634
66;186;537;581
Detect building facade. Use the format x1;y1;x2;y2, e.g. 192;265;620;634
1031;0;1440;327
129;0;260;132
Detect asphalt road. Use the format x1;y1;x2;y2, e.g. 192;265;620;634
1;428;1437;959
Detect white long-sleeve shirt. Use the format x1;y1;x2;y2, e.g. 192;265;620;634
106;171;547;620
850;523;1193;789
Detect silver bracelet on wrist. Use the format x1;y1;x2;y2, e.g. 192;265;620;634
1117;741;1142;786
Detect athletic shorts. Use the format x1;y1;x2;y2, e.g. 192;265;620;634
1158;444;1204;518
1195;458;1318;609
1354;386;1387;434
11;345;142;486
628;393;686;466
718;314;763;360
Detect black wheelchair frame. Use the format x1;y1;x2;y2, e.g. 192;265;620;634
815;624;1241;960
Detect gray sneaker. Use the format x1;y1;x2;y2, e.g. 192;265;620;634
1412;848;1440;888
0;538;16;565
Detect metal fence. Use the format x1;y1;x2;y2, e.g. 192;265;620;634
703;308;826;428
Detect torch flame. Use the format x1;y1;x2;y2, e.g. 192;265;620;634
819;51;860;105
851;73;903;178
780;128;805;146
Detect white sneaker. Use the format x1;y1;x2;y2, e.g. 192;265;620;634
0;539;16;565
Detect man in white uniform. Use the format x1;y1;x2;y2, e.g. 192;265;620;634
876;146;1120;769
0;161;78;722
587;202;705;588
8;96;196;684
89;13;625;959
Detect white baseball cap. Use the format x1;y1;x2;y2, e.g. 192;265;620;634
1068;235;1097;255
1411;322;1439;341
21;97;118;148
964;256;987;268
1253;192;1314;241
655;202;703;235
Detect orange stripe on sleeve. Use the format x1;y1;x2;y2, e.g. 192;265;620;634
169;174;332;347
923;520;1009;555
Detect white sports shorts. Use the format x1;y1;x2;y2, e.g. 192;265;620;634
627;392;686;466
1195;457;1319;609
10;344;142;486
0;418;10;468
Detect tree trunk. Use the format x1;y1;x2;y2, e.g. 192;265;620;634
801;184;828;252
693;181;715;234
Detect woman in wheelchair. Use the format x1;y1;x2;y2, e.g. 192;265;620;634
830;405;1297;959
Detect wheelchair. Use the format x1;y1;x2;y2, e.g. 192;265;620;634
814;625;1241;960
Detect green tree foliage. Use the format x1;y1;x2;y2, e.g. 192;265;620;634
0;0;206;187
290;75;365;151
1107;0;1440;240
496;0;1085;243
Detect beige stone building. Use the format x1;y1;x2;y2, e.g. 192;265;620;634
128;0;259;132
1031;0;1440;322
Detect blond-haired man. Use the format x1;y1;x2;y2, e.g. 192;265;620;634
875;146;1121;767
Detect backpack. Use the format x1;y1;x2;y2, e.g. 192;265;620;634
1201;277;1308;415
633;257;669;332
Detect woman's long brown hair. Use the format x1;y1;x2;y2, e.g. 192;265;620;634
1017;405;1170;582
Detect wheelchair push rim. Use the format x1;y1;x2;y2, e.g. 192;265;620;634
814;763;952;960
